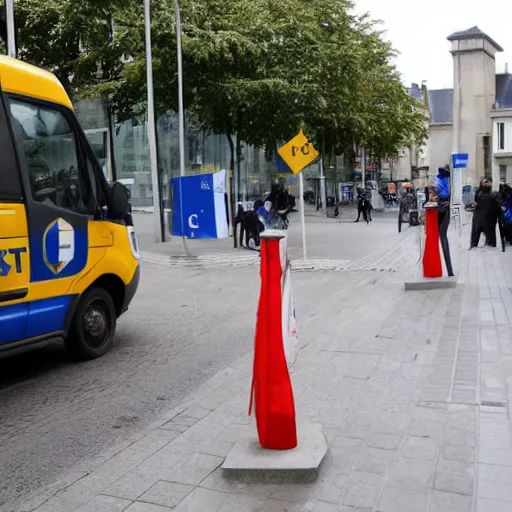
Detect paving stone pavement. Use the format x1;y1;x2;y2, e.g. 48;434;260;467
10;224;512;512
140;226;420;275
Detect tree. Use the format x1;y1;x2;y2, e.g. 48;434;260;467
187;0;428;170
12;0;428;173
13;0;138;98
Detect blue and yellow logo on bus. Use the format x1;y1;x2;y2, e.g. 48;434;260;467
43;218;75;275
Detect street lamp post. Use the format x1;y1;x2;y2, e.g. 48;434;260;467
5;0;16;58
143;0;163;243
173;0;186;182
144;0;188;252
173;0;189;255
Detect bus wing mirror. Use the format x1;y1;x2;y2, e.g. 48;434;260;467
109;182;131;220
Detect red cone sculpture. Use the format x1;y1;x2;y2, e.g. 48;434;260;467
423;208;443;278
249;237;297;450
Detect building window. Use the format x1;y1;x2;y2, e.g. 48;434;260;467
500;165;507;184
483;135;491;178
497;122;506;150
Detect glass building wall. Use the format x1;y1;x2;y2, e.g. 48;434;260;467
74;98;321;210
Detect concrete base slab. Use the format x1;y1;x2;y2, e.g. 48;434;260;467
405;276;458;291
222;422;328;481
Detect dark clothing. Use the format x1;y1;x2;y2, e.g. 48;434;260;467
438;199;454;276
266;189;289;213
355;190;372;223
277;191;290;211
471;187;500;248
502;192;512;244
240;210;263;248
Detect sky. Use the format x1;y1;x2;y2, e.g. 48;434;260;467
353;0;512;90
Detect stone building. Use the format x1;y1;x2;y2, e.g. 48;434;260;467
427;26;512;191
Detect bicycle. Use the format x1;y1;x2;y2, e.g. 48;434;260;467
276;210;290;230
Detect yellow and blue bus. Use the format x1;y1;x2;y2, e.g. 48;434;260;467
0;56;139;360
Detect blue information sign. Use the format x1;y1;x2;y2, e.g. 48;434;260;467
452;153;469;169
171;170;228;239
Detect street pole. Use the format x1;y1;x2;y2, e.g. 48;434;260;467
299;172;307;261
144;0;189;250
144;0;163;243
5;0;16;58
173;0;189;255
319;156;327;217
361;147;366;189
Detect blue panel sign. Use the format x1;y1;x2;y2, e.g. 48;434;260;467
452;153;469;169
275;152;292;173
171;170;228;239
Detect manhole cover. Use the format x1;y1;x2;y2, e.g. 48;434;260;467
481;400;507;408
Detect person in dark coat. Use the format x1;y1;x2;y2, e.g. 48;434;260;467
470;178;500;249
435;167;454;277
354;186;372;223
266;182;290;214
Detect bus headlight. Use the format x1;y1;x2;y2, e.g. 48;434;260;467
127;226;140;260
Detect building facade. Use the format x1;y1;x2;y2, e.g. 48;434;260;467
427;26;512;192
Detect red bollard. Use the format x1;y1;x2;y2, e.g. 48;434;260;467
249;235;297;450
423;207;443;278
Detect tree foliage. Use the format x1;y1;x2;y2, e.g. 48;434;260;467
10;0;428;161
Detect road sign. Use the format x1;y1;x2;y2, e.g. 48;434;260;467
278;130;319;174
452;153;468;169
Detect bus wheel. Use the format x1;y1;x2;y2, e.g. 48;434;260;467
66;287;116;360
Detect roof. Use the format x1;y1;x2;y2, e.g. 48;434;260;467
407;83;424;102
495;74;512;109
0;56;72;109
428;89;453;124
447;26;504;52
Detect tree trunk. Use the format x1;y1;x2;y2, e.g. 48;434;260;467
236;135;242;205
235;110;243;205
153;116;165;241
226;133;237;247
106;99;117;182
227;133;235;176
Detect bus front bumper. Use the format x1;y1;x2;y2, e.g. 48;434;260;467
121;264;140;316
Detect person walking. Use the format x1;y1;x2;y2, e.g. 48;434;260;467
354;186;372;223
469;178;500;249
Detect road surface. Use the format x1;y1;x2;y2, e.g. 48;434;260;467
0;212;406;509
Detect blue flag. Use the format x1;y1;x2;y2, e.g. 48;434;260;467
275;152;292;173
171;170;229;239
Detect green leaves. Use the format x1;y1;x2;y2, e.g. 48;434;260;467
13;0;427;160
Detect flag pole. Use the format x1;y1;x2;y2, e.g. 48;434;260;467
299;172;307;260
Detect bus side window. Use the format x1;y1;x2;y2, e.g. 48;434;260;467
0;97;22;203
8;98;95;215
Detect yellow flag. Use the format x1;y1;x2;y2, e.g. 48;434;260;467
278;130;319;175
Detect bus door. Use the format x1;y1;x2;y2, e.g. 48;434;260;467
6;95;112;341
0;94;30;346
